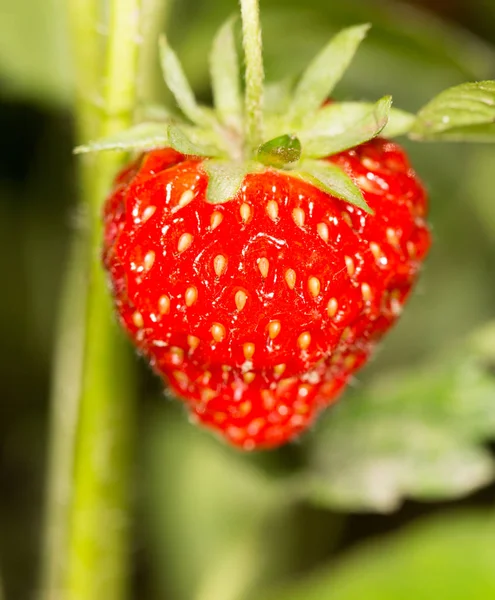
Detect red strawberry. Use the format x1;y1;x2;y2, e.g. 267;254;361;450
78;19;433;449
102;137;430;449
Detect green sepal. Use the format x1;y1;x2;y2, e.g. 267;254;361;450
203;159;251;204
411;80;495;141
302;96;391;158
137;103;175;122
381;108;415;137
286;24;370;126
257;134;302;168
263;77;296;115
159;35;214;127
294;159;373;214
300;101;415;139
210;17;243;129
74;122;170;154
167;124;223;157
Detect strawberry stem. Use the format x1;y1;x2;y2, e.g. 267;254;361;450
40;5;104;597
42;1;170;599
65;2;143;597
40;227;87;599
240;0;264;153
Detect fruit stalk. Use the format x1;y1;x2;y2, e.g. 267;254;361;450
65;0;142;593
42;0;168;598
40;1;102;594
40;229;87;600
240;0;264;151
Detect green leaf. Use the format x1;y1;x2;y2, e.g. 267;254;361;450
286;24;370;125
411;80;495;141
74;123;169;153
302;96;391;158
257;135;302;168
210;17;243;128
203;159;249;204
167;124;221;157
300;102;415;139
159;35;214;127
295;160;373;213
258;511;495;600
298;324;495;513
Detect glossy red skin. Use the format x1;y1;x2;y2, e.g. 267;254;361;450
103;139;430;450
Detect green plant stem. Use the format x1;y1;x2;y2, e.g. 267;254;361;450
69;0;100;142
65;155;136;600
239;0;264;151
40;0;150;598
40;0;101;596
66;0;143;593
40;227;88;600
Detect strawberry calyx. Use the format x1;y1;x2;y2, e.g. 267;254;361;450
74;7;417;213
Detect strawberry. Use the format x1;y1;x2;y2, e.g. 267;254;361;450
82;19;431;449
102;138;429;449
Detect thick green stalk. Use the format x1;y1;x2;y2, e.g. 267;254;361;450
65;156;136;600
69;0;100;142
239;0;264;151
65;0;143;595
40;226;88;600
39;1;156;599
43;0;173;595
40;0;101;596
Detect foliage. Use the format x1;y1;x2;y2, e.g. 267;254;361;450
258;510;495;600
302;324;495;512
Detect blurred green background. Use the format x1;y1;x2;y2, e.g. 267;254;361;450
1;1;495;599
